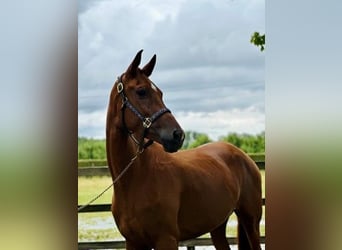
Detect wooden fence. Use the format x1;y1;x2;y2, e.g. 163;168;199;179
78;199;265;249
79;236;265;250
78;155;265;249
78;154;265;177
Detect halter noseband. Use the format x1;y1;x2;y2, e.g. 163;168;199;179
116;75;171;150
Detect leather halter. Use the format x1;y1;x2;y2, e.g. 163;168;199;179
116;75;171;150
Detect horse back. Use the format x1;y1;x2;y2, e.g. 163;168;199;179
174;141;260;190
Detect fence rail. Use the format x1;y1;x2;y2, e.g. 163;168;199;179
79;236;266;250
78;198;265;213
78;154;265;177
78;199;265;249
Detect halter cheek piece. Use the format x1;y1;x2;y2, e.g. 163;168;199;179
116;75;171;150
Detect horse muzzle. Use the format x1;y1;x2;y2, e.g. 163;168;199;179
161;128;185;153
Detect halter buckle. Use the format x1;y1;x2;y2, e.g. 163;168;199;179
143;117;152;128
117;82;124;93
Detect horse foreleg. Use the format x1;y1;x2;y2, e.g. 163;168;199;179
154;235;178;250
210;219;231;250
126;240;151;250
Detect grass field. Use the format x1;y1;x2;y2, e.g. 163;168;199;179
78;171;265;241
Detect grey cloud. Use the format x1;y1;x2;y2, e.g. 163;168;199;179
145;1;264;71
78;0;109;14
78;0;264;137
164;83;264;113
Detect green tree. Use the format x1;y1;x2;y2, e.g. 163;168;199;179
219;131;265;153
78;130;265;159
182;131;204;149
181;131;213;149
188;134;212;149
78;137;106;159
250;32;265;51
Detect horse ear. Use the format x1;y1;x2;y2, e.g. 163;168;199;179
142;54;156;77
126;49;143;77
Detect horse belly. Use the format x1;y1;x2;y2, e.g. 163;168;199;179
177;181;237;240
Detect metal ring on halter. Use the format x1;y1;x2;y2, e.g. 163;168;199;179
143;117;152;128
117;82;124;93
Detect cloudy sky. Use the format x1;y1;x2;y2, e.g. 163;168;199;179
78;0;265;140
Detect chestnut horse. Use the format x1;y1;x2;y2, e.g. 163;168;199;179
106;50;262;250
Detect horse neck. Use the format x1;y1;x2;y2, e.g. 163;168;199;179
106;93;152;192
107;127;134;173
106;126;147;191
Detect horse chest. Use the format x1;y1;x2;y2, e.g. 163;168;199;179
113;191;168;241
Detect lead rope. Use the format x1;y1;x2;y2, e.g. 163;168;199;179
78;148;143;212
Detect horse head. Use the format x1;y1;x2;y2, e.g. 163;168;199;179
109;50;184;153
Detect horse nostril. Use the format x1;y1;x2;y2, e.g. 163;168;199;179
173;129;185;142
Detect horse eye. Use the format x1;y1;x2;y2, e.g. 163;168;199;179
136;88;147;98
